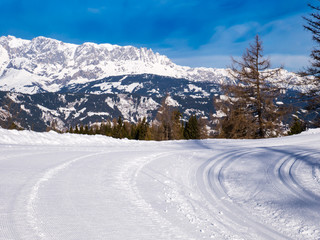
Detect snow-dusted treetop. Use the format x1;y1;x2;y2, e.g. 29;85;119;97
0;35;306;94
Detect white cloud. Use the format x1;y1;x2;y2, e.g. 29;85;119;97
172;54;309;72
161;12;311;72
269;54;309;72
172;55;232;68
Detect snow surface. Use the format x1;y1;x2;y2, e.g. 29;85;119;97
0;128;320;239
165;95;180;107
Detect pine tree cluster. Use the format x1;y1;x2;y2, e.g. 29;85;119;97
67;99;208;141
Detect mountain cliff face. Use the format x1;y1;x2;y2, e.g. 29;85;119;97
0;35;305;94
0;35;233;94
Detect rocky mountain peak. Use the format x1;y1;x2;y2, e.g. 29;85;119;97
0;35;305;94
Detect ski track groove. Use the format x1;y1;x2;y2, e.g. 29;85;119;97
26;152;104;240
275;151;320;204
290;152;320;200
0;149;65;240
199;149;290;240
1;137;320;239
117;151;192;239
31;149;194;239
138;150;237;239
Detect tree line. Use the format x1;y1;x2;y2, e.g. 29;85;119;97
67;98;208;140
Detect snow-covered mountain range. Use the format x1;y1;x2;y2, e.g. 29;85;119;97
0;35;304;94
0;35;314;131
0;35;228;94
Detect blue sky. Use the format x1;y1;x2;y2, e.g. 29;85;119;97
0;0;313;71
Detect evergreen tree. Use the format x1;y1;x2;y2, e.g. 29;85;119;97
8;122;18;130
112;117;121;138
89;126;94;135
149;122;161;141
288;118;306;135
100;120;112;136
134;117;149;140
184;115;200;139
215;35;284;138
301;2;320;126
122;121;131;139
112;116;129;139
171;110;184;140
74;125;79;134
198;117;209;139
155;95;174;140
303;1;320;81
130;123;137;139
217;99;255;138
79;125;84;134
84;125;89;134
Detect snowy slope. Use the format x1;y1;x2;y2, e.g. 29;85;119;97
0;35;306;94
0;128;320;239
0;89;220;131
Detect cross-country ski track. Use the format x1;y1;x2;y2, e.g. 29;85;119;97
0;128;320;239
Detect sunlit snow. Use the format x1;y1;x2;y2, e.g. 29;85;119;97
0;128;319;239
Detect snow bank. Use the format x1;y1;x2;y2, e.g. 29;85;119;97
300;128;320;135
0;128;125;146
1;127;320;147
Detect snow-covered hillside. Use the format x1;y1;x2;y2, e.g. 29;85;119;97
0;35;304;94
0;128;319;239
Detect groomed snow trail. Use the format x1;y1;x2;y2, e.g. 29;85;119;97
0;129;320;239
